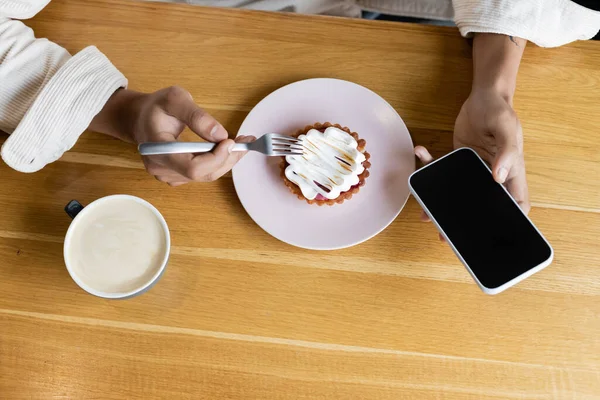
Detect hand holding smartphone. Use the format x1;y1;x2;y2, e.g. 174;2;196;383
409;147;553;294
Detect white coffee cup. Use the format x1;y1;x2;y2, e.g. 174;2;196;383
63;195;170;299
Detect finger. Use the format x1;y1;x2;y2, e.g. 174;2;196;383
154;173;190;182
150;152;196;178
415;146;434;165
155;177;189;187
141;132;202;178
236;135;256;143
491;117;521;184
185;139;236;182
154;174;189;183
505;163;531;215
209;135;256;180
151;137;234;181
438;233;446;242
415;146;434;223
161;86;228;142
167;181;188;187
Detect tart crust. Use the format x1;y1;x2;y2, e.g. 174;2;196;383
280;122;371;206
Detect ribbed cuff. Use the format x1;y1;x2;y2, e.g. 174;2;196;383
0;0;50;19
357;0;454;21
453;0;600;48
1;46;127;172
453;0;536;41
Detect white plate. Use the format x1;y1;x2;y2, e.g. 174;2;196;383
233;78;415;250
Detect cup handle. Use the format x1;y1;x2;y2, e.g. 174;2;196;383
65;200;84;219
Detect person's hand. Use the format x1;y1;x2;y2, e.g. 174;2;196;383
414;33;530;241
131;86;255;186
456;88;529;212
415;88;528;241
454;33;529;212
91;86;254;186
416;88;529;210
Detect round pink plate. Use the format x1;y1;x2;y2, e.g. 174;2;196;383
232;78;415;250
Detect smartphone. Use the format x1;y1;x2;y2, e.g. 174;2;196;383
408;147;553;294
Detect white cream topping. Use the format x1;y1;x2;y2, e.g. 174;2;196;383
285;127;366;200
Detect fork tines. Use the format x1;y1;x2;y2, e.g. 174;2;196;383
271;134;304;156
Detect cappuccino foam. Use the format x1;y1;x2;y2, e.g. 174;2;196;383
66;197;167;294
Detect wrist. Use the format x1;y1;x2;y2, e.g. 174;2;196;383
471;33;526;103
472;76;515;104
89;89;145;143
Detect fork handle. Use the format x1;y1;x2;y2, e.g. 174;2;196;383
138;142;249;156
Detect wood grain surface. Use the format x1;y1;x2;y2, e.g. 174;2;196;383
1;0;599;398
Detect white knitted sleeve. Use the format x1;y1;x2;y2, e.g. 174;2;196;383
0;17;127;172
453;0;600;47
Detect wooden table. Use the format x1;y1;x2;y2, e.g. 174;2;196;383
1;0;599;398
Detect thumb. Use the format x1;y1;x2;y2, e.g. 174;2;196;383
492;119;521;185
161;86;228;142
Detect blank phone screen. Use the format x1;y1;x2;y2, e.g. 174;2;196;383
410;148;552;290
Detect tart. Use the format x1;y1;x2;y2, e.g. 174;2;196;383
280;122;371;206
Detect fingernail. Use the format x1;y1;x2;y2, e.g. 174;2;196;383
211;125;227;141
228;142;235;154
497;167;508;183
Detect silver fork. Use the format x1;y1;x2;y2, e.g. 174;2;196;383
138;134;303;157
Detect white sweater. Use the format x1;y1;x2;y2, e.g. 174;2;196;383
1;0;599;173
